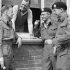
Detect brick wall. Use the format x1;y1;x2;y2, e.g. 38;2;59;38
44;0;56;7
2;0;66;8
12;43;43;70
44;0;66;7
2;0;22;5
2;0;41;8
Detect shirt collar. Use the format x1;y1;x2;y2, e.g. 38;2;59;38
19;9;28;16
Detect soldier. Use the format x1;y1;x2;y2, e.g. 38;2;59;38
0;5;22;70
41;8;52;39
51;2;70;70
40;7;56;70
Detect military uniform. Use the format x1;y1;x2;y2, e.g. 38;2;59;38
0;20;17;70
52;13;70;70
41;16;59;70
52;2;70;70
40;7;56;70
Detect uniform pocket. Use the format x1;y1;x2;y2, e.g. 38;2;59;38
2;43;12;56
2;44;9;55
3;28;11;38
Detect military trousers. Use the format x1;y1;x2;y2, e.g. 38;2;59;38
55;46;70;70
2;40;15;70
42;43;56;70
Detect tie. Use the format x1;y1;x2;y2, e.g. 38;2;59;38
7;21;12;28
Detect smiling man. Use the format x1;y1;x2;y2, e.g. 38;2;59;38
12;0;34;38
51;2;70;70
0;5;22;70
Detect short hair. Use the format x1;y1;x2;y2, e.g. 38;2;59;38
1;5;13;14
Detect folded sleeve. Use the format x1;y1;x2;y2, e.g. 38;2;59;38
27;9;33;35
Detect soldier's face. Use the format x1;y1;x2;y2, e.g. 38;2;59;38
20;0;29;12
41;12;51;21
7;7;13;19
53;9;62;16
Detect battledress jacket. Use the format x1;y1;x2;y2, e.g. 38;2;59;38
0;20;18;57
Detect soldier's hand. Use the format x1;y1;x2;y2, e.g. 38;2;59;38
41;20;44;24
45;39;52;44
0;57;6;69
16;37;22;48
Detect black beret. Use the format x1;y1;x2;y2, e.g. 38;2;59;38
52;2;67;10
42;7;52;14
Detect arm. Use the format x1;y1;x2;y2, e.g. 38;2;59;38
14;32;22;48
0;23;3;57
53;19;70;45
0;23;6;69
65;19;70;34
11;5;18;31
27;9;33;36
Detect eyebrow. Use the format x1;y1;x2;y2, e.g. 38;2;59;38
21;4;28;7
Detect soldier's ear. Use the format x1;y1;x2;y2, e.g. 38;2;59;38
4;10;7;15
60;8;64;13
5;10;9;15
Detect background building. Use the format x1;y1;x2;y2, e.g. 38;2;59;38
1;0;67;23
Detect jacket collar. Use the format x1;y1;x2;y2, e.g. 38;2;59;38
59;13;68;22
58;13;68;27
1;19;11;29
